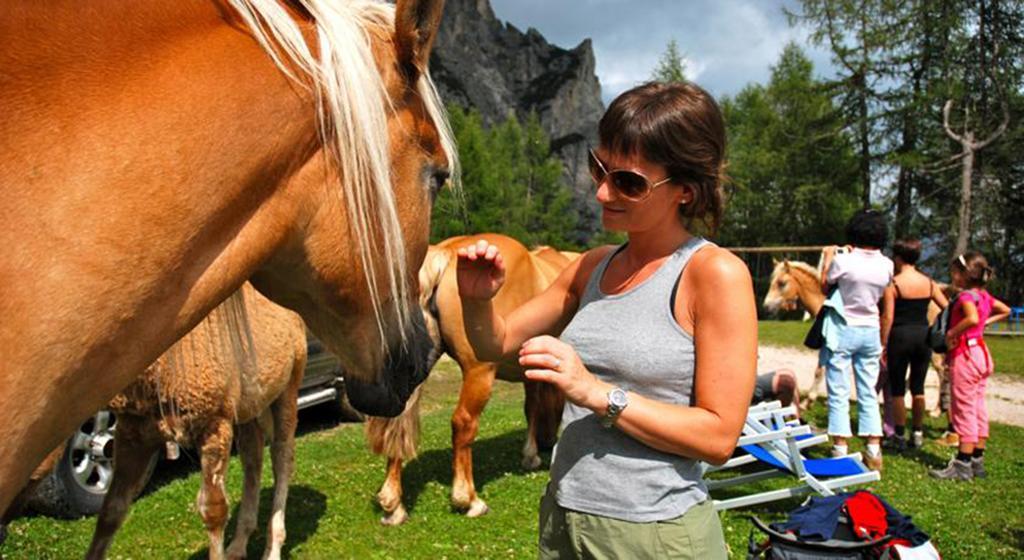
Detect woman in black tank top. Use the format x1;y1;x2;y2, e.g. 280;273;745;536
884;240;948;449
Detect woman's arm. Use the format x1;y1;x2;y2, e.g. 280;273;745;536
820;245;837;291
931;282;949;309
520;248;758;465
459;240;608;362
881;284;895;346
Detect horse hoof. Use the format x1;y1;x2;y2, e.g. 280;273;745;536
466;500;490;518
380;507;409;526
521;455;542;471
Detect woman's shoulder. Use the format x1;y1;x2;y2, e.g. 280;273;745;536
686;245;751;288
566;245;618;294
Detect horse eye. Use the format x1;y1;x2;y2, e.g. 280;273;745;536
428;169;450;200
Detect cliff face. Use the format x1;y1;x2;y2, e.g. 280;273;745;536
431;0;606;240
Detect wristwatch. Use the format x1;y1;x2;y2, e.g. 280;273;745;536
600;387;629;428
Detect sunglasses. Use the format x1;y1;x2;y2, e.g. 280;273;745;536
587;149;674;201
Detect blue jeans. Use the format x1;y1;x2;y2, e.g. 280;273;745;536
826;325;883;437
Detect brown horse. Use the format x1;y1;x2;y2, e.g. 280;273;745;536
0;0;454;512
86;284;305;560
366;234;569;525
763;259;825;317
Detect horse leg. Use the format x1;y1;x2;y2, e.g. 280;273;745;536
377;457;409;526
85;417;160;560
225;420;264;560
450;364;496;518
196;418;233;560
366;384;422;526
261;383;299;560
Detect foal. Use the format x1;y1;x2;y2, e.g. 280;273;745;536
85;284;306;560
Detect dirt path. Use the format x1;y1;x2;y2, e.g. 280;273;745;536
757;345;1024;428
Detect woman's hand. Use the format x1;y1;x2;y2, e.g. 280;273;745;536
945;331;959;351
519;335;610;411
456;239;506;301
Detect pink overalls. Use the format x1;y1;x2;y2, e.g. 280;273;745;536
948;289;994;444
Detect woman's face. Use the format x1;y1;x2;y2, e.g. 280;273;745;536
591;148;691;233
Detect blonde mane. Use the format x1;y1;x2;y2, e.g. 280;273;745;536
227;0;458;342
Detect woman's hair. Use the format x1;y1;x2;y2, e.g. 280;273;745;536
599;81;727;234
950;250;994;287
845;209;888;249
892;238;922;265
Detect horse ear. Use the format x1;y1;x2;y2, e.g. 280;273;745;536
782;259;791;269
394;0;446;81
772;258;779;266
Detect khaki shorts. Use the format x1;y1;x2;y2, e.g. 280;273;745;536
538;487;727;560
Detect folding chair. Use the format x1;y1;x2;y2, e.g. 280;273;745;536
706;401;880;511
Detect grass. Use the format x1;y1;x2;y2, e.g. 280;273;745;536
759;320;1024;378
4;359;1024;559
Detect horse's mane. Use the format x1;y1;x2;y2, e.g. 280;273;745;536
785;260;819;281
227;0;458;342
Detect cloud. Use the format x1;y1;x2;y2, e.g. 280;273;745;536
489;0;834;103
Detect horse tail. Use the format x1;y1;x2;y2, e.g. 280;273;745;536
365;384;423;460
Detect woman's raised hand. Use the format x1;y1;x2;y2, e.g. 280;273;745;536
456;239;506;300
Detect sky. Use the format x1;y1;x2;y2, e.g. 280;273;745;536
489;0;836;104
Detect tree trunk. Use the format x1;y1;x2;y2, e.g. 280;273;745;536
955;135;974;255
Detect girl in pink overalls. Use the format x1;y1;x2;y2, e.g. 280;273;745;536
930;251;1010;481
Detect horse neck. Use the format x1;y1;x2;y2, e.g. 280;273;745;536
790;266;825;315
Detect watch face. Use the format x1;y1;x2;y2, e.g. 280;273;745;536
609;388;628;408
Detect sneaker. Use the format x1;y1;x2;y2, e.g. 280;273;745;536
911;430;924;449
883;435;907;452
830;446;848;458
935;431;960;447
930;457;973;481
863;451;883;472
971;457;987;479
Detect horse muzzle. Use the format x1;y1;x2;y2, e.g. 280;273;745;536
345;310;439;417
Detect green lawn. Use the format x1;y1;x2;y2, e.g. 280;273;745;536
4;360;1023;558
759;320;1024;378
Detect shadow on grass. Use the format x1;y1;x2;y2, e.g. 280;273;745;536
382;428;544;517
188;485;327;560
990;525;1024;552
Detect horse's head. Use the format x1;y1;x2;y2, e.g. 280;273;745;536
763;259;800;313
245;0;454;416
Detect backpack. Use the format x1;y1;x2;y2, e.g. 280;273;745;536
747;516;889;559
926;304;951;353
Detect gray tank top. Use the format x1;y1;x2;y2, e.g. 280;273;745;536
551;236;710;522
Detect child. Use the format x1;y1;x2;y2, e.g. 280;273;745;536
930;251;1010;481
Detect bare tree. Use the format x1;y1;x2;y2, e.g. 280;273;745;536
942;96;1009;254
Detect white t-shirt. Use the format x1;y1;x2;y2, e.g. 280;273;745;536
826;248;894;327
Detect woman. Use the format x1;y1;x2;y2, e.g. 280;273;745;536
883;239;948;450
819;210;894;471
456;82;756;559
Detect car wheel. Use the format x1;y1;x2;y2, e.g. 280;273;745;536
28;411;156;518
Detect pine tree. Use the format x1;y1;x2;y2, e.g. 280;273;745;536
652;39;688;83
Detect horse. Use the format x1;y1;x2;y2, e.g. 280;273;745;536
365;234;569;525
0;0;454;513
763;256;947;409
85;283;305;560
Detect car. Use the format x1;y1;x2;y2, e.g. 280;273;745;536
27;332;361;519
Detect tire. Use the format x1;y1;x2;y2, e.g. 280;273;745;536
28;411;156;518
